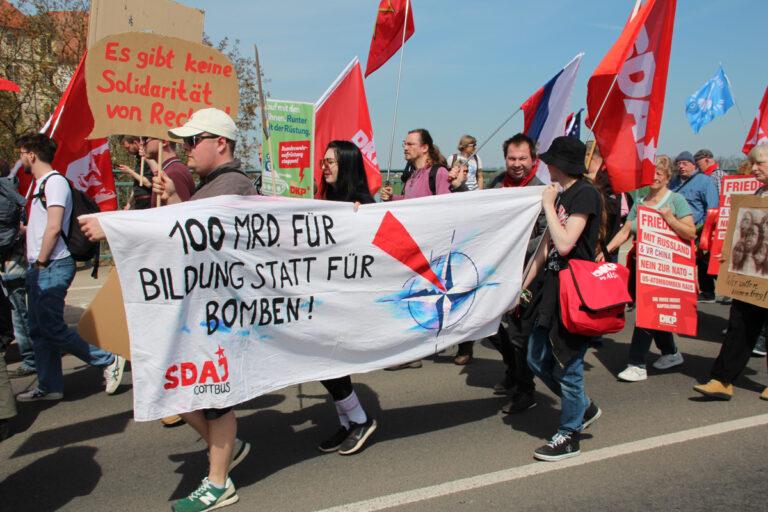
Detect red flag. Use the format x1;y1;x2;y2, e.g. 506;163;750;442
742;85;768;155
24;52;117;211
586;0;676;193
364;0;415;78
315;58;381;198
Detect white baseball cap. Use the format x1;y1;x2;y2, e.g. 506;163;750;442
168;108;238;140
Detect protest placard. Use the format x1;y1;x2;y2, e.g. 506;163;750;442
261;100;315;198
96;188;543;420
78;270;131;360
716;194;768;307
85;32;239;140
708;174;761;275
635;206;697;335
87;0;204;48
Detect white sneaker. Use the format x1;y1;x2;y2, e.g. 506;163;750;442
617;365;647;382
17;388;63;402
653;352;684;370
104;355;126;395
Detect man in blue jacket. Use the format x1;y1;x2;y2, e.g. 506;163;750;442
669;151;719;302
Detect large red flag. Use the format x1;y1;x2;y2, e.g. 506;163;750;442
586;0;676;193
0;77;19;92
364;0;415;78
742;85;768;155
19;52;118;211
314;57;381;198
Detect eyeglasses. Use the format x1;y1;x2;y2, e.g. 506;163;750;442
182;134;219;149
465;143;476;147
319;158;337;168
402;140;419;147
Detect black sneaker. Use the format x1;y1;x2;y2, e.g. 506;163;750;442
581;400;603;430
338;418;377;455
493;376;515;395
582;401;602;430
753;336;767;357
317;426;349;453
698;292;716;304
501;392;537;414
534;431;580;461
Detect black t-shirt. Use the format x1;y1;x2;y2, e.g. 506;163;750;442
545;178;601;271
533;178;602;364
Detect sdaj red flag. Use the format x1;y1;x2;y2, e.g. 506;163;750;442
742;85;768;155
586;0;677;193
364;0;415;77
315;58;381;198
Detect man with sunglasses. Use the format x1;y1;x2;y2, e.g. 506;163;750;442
141;137;195;205
80;108;254;511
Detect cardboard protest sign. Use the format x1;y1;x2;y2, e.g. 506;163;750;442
78;269;131;360
88;0;204;48
85;32;239;141
635;206;697;335
261;100;314;198
708;175;761;275
97;188;543;420
716;194;768;307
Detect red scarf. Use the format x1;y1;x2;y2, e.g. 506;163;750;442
501;167;537;188
702;163;718;176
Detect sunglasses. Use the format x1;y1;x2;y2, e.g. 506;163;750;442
182;134;219;149
319;158;337;168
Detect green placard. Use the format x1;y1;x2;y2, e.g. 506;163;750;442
262;99;314;198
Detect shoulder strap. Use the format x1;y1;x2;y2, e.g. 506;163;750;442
36;172;68;209
429;165;439;195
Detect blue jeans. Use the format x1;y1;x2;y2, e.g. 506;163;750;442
527;326;589;434
26;257;114;394
628;327;677;367
0;275;34;369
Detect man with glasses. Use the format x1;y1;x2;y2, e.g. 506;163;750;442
380;128;450;201
14;133;125;403
81;108;254;511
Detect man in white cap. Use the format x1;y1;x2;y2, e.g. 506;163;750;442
81;108;254;511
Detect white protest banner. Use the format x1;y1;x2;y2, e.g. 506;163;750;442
98;188;543;420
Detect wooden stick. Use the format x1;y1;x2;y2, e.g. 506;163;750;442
254;44;277;197
156;144;164;208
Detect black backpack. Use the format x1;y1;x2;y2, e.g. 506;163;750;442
400;164;440;195
0;176;25;261
37;173;101;278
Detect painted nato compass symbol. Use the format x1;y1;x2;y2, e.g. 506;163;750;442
373;211;496;336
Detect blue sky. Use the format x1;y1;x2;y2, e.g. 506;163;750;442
185;0;766;169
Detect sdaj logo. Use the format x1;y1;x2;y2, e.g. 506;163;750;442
164;346;231;395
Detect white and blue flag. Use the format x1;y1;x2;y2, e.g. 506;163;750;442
685;66;734;134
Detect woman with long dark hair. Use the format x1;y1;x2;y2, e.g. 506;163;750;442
315;140;377;455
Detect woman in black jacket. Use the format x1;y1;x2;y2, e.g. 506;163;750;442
315;140;377;455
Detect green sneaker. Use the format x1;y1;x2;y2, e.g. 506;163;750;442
172;477;238;511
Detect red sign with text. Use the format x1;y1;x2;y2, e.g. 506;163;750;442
278;141;311;169
708;175;761;275
636;206;697;335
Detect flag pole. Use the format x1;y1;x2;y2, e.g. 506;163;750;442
585;0;643;169
465;107;523;162
721;63;749;131
384;0;411;185
255;44;277;197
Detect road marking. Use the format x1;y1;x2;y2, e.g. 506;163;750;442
316;413;768;512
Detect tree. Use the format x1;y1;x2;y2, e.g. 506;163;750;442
0;0;88;164
205;36;268;171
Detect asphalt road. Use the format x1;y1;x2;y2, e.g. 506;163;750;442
1;268;766;511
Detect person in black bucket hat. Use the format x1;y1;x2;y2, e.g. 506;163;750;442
519;136;604;462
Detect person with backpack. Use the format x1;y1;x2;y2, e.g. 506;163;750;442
520;136;603;461
0;169;35;378
446;135;483;190
380;129;451;370
600;155;696;382
380;128;451;201
14;133;125;402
